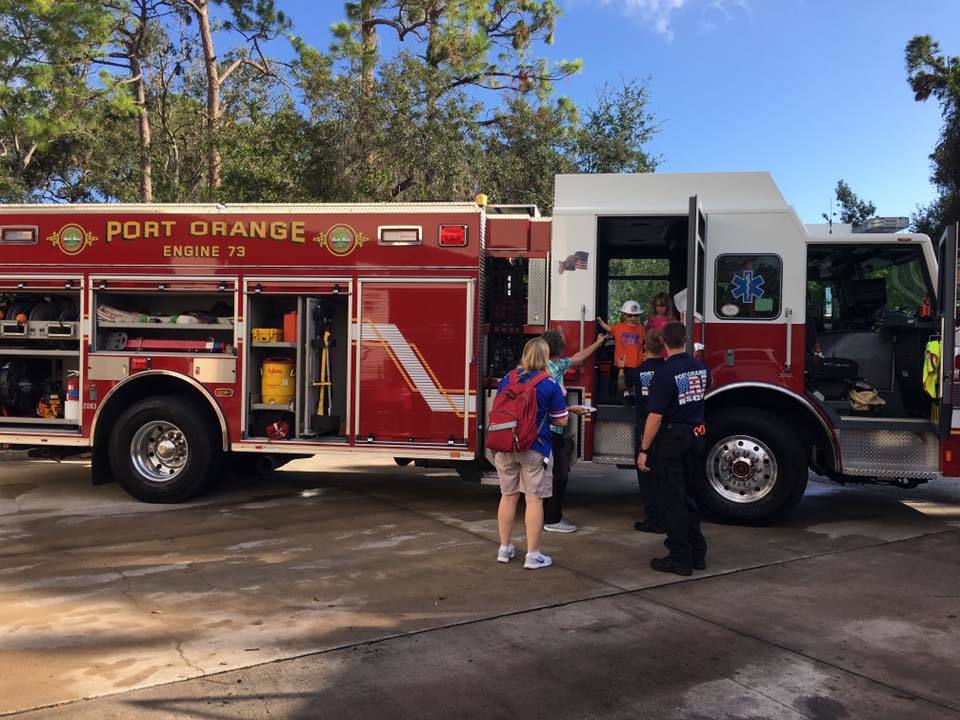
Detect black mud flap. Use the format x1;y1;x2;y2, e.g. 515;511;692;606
90;443;114;485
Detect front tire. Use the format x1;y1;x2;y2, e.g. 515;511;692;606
697;408;808;523
108;396;220;503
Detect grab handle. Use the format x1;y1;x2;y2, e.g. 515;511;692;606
784;307;793;370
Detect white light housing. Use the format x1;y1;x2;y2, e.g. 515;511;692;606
378;226;422;245
0;226;38;245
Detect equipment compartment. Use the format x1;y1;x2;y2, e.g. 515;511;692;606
0;290;81;343
0;356;81;426
244;288;349;442
93;285;236;354
0;286;83;428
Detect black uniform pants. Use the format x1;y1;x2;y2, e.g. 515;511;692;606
635;411;663;526
651;424;706;567
544;433;574;524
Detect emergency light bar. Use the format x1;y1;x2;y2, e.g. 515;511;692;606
0;226;38;245
853;217;910;234
439;225;468;247
378;226;422;246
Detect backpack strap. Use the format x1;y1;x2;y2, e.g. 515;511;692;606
529;371;555;437
528;370;552;387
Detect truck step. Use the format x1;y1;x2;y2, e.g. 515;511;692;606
838;427;940;478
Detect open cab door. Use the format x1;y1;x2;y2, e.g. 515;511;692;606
686;196;706;353
938;223;958;438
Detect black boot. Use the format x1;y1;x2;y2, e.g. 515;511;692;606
650;556;692;576
634;519;665;533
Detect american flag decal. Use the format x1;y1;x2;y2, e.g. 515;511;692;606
558;251;590;274
639;370;656;396
675;370;708;405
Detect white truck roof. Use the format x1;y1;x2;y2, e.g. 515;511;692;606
553;171;790;215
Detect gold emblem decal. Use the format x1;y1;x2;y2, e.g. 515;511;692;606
314;224;368;257
48;223;97;256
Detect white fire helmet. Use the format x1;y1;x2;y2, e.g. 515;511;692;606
620;300;642;315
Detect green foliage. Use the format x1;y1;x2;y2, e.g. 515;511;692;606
832;179;876;227
906;35;960;237
0;0;117;200
576;79;659;174
0;0;660;207
479;96;578;211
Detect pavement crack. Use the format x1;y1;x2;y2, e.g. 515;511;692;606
173;638;205;678
115;567;206;679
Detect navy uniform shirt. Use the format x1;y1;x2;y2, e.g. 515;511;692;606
634;356;666;421
647;352;711;425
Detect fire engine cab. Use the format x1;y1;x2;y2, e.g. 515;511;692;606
0;171;956;522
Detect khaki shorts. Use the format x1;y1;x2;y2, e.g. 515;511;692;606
494;450;553;498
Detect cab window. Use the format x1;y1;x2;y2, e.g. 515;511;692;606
714;254;782;320
806;244;931;329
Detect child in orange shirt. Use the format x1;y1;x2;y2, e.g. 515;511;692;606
597;300;646;404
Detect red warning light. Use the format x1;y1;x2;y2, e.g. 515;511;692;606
439;225;468;247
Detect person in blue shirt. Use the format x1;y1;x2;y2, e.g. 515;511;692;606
637;322;711;576
633;329;666;534
494;337;569;570
541;328;606;533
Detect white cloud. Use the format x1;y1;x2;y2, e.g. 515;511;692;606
597;0;751;41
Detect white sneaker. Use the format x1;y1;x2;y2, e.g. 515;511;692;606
524;551;553;569
497;544;516;563
544;518;577;533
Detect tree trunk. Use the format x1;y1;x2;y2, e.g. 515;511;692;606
130;55;153;203
130;0;153;203
360;0;376;98
194;0;222;197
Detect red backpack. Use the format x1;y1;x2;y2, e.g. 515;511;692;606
486;369;551;453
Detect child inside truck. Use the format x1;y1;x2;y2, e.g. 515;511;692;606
646;292;677;334
598;300;645;404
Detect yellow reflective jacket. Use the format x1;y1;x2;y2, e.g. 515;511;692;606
923;339;941;399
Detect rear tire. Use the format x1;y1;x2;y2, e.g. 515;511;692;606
394;457;413;467
697;408;808;523
108;396;220;503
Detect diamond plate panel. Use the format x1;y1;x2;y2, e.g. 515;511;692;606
592;454;636;466
527;257;547;326
839;427;940;478
593;418;634;460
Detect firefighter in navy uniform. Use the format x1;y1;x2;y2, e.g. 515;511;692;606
633;329;666;533
637;322;710;576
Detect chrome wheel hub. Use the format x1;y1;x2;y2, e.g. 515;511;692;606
706;434;778;504
131;421;189;484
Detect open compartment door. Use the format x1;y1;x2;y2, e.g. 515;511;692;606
938;222;958;437
686;195;707;353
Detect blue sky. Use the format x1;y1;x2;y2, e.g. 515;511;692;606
277;1;957;224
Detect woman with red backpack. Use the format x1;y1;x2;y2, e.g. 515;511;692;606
488;337;569;569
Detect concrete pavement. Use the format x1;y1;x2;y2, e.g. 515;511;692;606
0;455;958;718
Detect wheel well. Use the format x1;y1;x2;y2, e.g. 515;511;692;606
91;374;228;483
706;386;837;474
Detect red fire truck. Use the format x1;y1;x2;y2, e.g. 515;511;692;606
0;172;956;522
